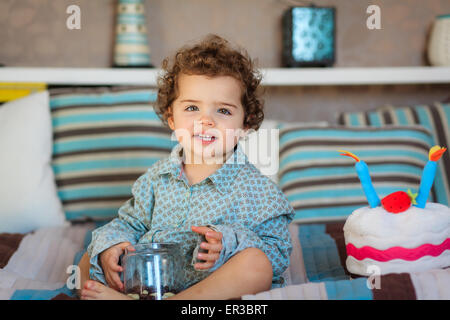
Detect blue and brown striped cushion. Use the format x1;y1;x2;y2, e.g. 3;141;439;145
337;102;449;205
278;124;435;223
50;87;177;221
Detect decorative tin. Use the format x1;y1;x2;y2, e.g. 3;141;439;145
282;5;336;67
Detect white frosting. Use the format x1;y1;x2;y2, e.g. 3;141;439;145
344;202;450;250
346;251;450;276
344;202;450;276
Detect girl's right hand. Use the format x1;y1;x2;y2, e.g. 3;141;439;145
99;242;134;291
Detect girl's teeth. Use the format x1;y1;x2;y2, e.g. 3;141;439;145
196;135;215;141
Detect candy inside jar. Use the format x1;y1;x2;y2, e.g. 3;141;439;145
122;243;183;300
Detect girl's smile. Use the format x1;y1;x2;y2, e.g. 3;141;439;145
194;133;217;145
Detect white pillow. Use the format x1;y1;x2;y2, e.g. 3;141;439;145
0;91;66;233
239;119;280;184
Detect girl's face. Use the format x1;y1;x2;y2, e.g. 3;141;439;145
167;73;247;164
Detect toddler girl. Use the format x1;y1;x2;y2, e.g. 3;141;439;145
78;34;294;300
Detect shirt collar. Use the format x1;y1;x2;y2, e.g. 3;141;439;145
158;142;249;195
157;143;184;178
208;143;248;195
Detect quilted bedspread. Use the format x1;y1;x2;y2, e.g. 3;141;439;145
0;222;94;300
242;222;450;300
1;221;449;300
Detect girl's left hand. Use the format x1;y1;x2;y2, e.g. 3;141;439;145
191;226;223;270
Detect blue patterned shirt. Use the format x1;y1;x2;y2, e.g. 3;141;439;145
87;142;294;289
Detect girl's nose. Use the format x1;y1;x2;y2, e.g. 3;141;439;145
197;117;214;127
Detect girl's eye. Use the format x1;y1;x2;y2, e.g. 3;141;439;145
185;105;198;111
218;108;231;115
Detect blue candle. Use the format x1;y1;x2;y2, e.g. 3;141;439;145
355;160;381;208
339;150;380;208
416;146;446;209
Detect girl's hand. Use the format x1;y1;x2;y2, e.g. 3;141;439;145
191;226;223;270
99;242;134;291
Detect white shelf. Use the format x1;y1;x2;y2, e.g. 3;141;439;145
0;66;449;86
262;67;450;86
0;67;161;86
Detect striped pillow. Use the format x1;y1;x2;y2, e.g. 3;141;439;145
337;102;449;205
278;125;435;223
50;87;176;221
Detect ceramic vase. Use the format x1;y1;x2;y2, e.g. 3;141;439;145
113;0;153;67
428;14;450;66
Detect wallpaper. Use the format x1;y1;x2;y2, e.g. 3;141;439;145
0;0;449;122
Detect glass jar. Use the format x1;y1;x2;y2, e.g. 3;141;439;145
122;243;183;300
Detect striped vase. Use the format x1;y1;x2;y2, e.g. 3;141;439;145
113;0;153;67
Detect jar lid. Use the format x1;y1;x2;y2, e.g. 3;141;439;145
125;243;179;255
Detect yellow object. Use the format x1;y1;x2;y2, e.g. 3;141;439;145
0;83;47;102
407;189;418;205
429;145;447;161
338;150;361;162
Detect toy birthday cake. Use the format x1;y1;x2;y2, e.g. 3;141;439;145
340;146;450;276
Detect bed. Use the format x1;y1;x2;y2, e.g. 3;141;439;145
244;222;450;300
2;221;449;300
0;223;94;300
0;81;449;300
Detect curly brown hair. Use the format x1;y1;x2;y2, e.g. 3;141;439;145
155;34;265;131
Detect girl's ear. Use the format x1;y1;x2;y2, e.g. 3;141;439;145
167;106;175;130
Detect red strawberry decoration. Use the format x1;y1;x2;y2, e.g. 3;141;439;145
381;191;411;214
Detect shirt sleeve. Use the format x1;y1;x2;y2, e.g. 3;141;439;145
204;195;294;287
86;173;154;283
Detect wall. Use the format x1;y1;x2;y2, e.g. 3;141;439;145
0;0;449;122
